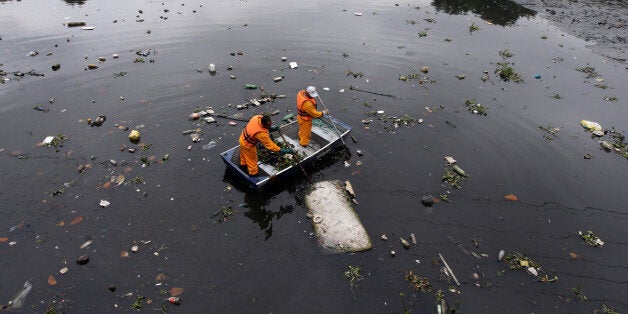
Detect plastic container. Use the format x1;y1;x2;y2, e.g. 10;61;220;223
580;120;602;132
208;63;216;74
167;297;181;305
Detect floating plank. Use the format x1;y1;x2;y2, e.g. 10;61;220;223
304;180;372;253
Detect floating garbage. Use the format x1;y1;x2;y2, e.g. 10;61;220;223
6;281;32;309
354;12;363;16
579;230;604;246
208;63;216;74
129;130;141;142
304;181;372;253
76;255;90;265
599;141;613;152
202;140;217;150
191;134;201;142
444;156;456;164
421;194;434;207
99;199;110;207
67;21;86;27
420;66;429;73
580;120;603;133
289;62;298;69
452;165;467;177
42;136;55;145
400;238;411;250
498;249;505;261
80;240;93;249
526;267;539;277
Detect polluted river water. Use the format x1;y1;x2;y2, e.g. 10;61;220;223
0;0;627;312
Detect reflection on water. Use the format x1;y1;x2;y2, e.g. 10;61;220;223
432;0;536;25
243;194;295;240
62;0;86;5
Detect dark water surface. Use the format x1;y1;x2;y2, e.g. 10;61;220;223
1;0;626;312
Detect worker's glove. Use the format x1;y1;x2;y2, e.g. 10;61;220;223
322;109;330;115
280;148;294;154
269;125;280;132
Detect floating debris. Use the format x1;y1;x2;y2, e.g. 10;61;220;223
76;255;90;265
400;238;411;250
579;230;604;246
444;156;456;164
67;21;86;27
421;194;434;207
452;165;467;177
6;281;32;309
580;120;604;135
405;271;431;292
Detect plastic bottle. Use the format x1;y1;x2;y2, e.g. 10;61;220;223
244;84;257;90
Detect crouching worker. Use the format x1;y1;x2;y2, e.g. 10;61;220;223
239;115;294;176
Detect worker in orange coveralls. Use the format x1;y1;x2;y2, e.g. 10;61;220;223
296;86;329;147
239;115;294;176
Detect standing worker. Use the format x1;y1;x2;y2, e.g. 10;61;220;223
296;86;329;147
239;115;294;176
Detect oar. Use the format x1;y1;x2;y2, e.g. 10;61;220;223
277;129;312;184
316;95;346;147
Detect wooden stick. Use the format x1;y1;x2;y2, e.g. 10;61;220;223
438;253;461;286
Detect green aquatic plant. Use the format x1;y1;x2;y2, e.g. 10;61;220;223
572;285;587;302
575;66;598;78
442;170;463;189
579;230;604;246
344;265;364;288
469;22;480;33
599;304;619;314
495;62;524;83
464;99;488;115
346;69;363;78
405;271;431;292
498;49;514;59
503;252;541;269
131;295;145;310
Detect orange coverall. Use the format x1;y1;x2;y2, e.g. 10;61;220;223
239;115;280;176
296;90;323;146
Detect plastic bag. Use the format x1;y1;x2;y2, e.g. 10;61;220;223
8;281;32;309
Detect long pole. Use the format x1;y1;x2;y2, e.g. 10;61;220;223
316;95;347;147
278;129;312;184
